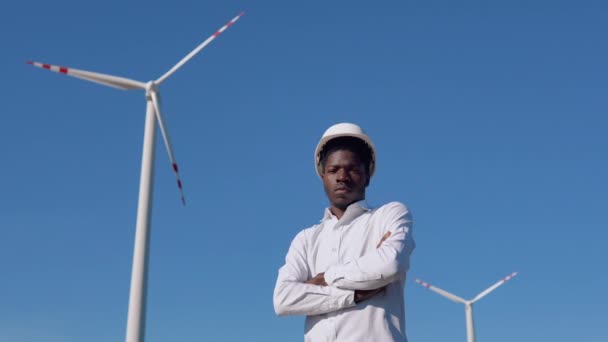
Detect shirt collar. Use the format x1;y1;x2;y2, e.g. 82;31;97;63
321;200;371;224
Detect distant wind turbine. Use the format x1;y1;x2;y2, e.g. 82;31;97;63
416;272;518;342
28;12;245;342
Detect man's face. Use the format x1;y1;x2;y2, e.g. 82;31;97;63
321;149;369;211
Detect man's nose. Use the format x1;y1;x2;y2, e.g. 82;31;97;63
336;169;349;181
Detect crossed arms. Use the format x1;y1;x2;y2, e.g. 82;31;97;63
273;202;414;316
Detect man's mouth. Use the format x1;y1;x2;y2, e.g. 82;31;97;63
335;187;351;193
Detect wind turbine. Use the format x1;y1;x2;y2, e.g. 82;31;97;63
416;272;518;342
28;12;245;342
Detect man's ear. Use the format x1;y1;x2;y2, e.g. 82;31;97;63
365;174;371;187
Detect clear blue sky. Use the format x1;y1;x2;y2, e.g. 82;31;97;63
1;0;606;341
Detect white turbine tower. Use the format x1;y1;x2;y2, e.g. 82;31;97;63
28;12;245;342
416;272;518;342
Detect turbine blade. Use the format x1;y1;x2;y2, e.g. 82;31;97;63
149;90;186;205
416;279;467;304
27;61;146;90
155;12;245;84
471;271;518;303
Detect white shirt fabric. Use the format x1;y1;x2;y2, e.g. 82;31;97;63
273;200;415;341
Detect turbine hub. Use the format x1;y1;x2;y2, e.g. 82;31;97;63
145;81;158;94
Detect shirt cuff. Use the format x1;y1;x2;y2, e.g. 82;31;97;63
324;265;343;285
328;287;355;310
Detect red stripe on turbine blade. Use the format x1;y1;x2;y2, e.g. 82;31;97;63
26;61;33;65
59;67;68;74
173;163;179;172
43;64;51;69
226;21;234;27
177;180;182;188
213;31;221;37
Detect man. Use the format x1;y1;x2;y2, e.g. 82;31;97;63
273;123;416;341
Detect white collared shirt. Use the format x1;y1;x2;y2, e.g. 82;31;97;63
274;200;415;341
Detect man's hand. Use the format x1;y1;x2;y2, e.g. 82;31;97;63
376;231;392;248
354;286;387;304
306;272;328;286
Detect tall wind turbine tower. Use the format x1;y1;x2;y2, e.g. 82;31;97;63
28;12;245;342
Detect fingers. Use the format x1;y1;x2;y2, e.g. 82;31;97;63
305;273;327;286
371;286;386;297
376;231;392;248
355;287;386;303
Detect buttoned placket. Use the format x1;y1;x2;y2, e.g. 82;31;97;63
332;221;343;265
325;216;340;263
320;204;369;341
323;216;343;341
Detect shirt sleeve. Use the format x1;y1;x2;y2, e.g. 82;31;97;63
323;202;415;290
273;230;356;316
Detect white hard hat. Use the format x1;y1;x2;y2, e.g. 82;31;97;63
314;123;376;178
